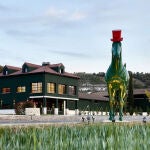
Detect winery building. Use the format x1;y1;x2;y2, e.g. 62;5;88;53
0;62;148;115
0;62;80;114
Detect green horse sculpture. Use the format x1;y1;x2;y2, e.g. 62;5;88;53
105;30;129;121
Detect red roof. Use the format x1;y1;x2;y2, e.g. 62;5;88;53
9;70;23;75
0;62;79;79
30;65;59;75
23;62;41;68
5;65;21;71
62;72;79;78
79;89;150;101
79;92;109;101
134;89;150;95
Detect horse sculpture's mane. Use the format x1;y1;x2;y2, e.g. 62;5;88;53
105;30;129;121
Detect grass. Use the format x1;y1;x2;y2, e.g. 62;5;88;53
0;123;150;150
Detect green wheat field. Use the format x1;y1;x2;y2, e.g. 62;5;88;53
0;123;150;150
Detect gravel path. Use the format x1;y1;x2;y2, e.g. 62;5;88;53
0;115;149;126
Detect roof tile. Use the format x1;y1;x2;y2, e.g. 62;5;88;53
0;62;79;79
5;65;21;71
23;62;41;68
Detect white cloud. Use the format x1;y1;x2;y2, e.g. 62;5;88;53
44;7;87;22
69;11;87;21
45;7;67;18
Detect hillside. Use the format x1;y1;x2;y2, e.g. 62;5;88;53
75;72;149;93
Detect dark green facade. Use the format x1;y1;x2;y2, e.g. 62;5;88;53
78;99;108;112
0;62;79;114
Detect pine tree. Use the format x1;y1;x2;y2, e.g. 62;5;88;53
127;71;134;115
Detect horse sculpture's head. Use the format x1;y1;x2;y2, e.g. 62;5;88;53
112;42;122;59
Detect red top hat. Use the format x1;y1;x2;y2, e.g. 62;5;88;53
111;30;123;42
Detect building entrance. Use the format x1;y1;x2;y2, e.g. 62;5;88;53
30;98;65;115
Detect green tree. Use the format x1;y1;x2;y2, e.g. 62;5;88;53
127;71;134;115
0;65;3;73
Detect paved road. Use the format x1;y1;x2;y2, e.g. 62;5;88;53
0;115;149;126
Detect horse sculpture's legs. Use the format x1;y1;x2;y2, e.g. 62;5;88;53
108;84;115;121
109;97;115;121
119;98;124;121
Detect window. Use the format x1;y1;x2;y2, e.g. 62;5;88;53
2;88;10;93
31;82;42;93
60;68;64;73
69;86;76;95
17;86;26;93
25;68;28;73
5;71;8;75
22;67;28;73
47;83;56;93
58;84;66;94
3;70;8;75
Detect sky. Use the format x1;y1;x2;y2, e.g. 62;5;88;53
0;0;150;73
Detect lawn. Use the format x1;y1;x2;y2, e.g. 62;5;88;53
0;123;150;150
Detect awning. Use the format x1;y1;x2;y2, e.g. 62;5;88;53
29;95;79;101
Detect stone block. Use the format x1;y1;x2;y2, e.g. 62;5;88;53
25;108;40;116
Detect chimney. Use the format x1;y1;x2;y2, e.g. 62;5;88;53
42;62;50;66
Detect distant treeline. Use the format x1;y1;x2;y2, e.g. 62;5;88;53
74;72;150;89
74;72;106;86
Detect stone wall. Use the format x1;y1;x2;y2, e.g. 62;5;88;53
0;109;15;115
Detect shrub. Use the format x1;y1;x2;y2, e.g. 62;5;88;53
15;101;34;115
24;100;35;108
15;102;24;115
